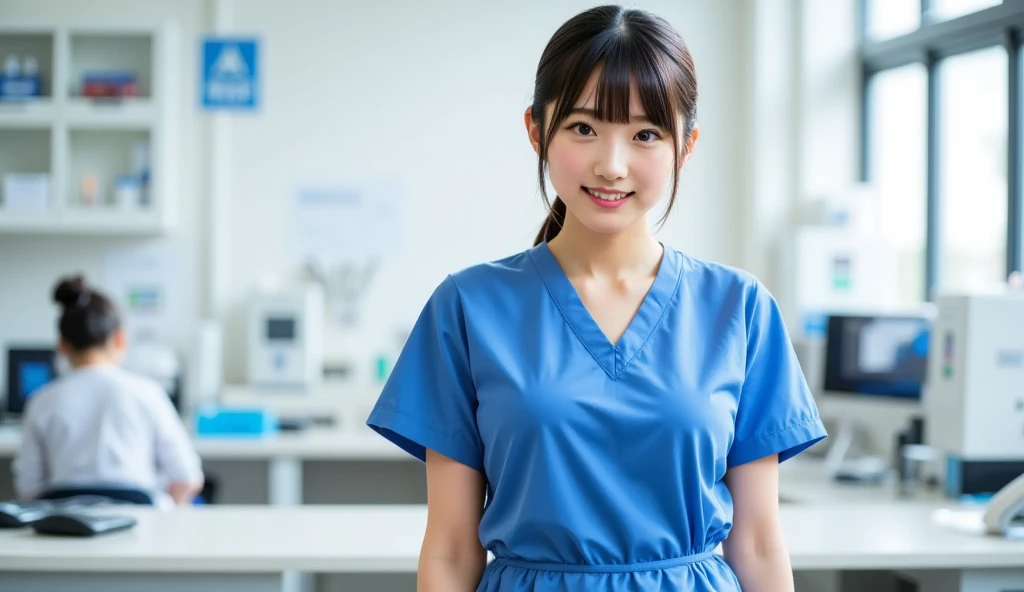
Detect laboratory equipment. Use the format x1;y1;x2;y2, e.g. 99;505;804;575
4;347;57;417
983;471;1024;537
818;312;933;481
0;54;42;99
186;320;223;410
925;290;1024;498
2;173;50;212
122;341;182;413
247;285;324;389
80;71;137;98
194;405;278;437
777;224;900;343
823;314;931;401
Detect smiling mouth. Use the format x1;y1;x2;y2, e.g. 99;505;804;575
583;187;634;202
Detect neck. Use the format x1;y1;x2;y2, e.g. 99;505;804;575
69;349;117;369
547;211;662;279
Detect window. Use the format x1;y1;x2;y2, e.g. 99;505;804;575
860;1;1023;299
866;0;921;41
938;46;1009;292
869;65;928;306
928;0;1002;22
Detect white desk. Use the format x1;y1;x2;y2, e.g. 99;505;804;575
0;504;1021;592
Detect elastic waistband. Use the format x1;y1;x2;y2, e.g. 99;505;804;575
492;551;714;574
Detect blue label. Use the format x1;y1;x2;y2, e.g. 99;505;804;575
200;37;258;110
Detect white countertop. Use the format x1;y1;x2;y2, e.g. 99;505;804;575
0;503;1020;573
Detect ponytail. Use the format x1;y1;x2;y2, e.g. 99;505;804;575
533;197;566;246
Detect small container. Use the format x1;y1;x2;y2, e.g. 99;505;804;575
115;175;140;210
3;54;19;77
80;174;100;206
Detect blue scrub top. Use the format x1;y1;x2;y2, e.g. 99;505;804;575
367;242;827;591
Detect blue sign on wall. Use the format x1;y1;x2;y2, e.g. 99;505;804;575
201;37;258;110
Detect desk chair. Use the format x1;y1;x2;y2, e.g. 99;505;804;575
39;486;154;506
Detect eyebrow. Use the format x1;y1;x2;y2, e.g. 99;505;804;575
568;107;654;124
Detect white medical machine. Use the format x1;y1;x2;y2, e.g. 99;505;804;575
247;285;324;389
778;225;901;338
925;289;1024;498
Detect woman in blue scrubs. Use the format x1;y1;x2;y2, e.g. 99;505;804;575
367;5;827;591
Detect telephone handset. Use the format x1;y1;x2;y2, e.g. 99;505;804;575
983;472;1024;537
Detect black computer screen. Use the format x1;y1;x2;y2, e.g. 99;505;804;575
5;348;57;415
823;315;930;400
266;317;296;341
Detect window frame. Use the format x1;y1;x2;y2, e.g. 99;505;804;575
860;0;1024;299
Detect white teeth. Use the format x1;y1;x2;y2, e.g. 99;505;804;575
585;188;628;201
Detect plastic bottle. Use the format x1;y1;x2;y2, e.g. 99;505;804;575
3;54;19;77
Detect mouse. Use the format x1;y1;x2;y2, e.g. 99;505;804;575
0;501;56;528
31;513;137;537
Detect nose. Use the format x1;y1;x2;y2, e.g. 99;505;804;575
593;139;628;181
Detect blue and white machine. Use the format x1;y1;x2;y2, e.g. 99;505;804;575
246;285;324;390
926;289;1024;497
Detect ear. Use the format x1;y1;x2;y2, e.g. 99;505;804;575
524;106;542;156
680;123;699;168
104;328;127;358
56;338;72;358
112;328;126;351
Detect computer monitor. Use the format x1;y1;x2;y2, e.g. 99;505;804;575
817;313;932;478
5;348;57;416
823;314;931;401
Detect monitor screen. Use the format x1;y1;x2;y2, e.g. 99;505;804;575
19;361;52;399
266;317;296;341
5;348;57;415
823;315;930;400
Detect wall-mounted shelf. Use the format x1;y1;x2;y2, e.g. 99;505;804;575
0;22;179;236
0;209;166;235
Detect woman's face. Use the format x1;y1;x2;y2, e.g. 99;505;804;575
526;68;697;236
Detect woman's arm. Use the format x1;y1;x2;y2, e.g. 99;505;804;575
722;454;794;592
168;480;204;505
418;449;488;592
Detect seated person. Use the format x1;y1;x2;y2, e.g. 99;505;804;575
12;275;204;508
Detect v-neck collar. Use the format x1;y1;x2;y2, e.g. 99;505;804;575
527;240;683;380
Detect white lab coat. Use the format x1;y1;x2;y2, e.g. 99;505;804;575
12;364;203;508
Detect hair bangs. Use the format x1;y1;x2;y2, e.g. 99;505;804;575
547;31;680;134
630;45;681;135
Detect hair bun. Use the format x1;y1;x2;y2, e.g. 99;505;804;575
53;274;89;309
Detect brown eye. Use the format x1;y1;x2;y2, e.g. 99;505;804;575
568;122;594;136
636;129;660;142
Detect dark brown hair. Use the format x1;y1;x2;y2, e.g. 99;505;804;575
531;5;699;246
52;274;121;351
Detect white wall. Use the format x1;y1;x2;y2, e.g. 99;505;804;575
796;0;860;202
218;0;749;382
739;0;800;287
0;0;208;385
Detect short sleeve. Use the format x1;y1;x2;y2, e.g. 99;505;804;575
366;275;483;472
727;281;827;467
